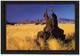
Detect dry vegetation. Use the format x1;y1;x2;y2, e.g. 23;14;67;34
6;23;75;50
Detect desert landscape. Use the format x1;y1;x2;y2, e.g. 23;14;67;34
6;4;75;51
6;23;75;50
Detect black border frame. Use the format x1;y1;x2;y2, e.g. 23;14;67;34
1;1;79;54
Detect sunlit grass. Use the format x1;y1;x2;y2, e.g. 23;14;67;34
6;23;75;50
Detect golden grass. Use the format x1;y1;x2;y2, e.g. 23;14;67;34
6;23;75;50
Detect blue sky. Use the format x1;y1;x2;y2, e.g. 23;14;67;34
6;4;75;23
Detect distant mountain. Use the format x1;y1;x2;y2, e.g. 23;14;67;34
40;18;75;24
6;18;75;24
58;18;75;23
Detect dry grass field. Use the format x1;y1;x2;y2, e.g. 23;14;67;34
6;23;75;50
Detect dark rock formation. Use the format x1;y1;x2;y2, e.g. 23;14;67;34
37;9;71;48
